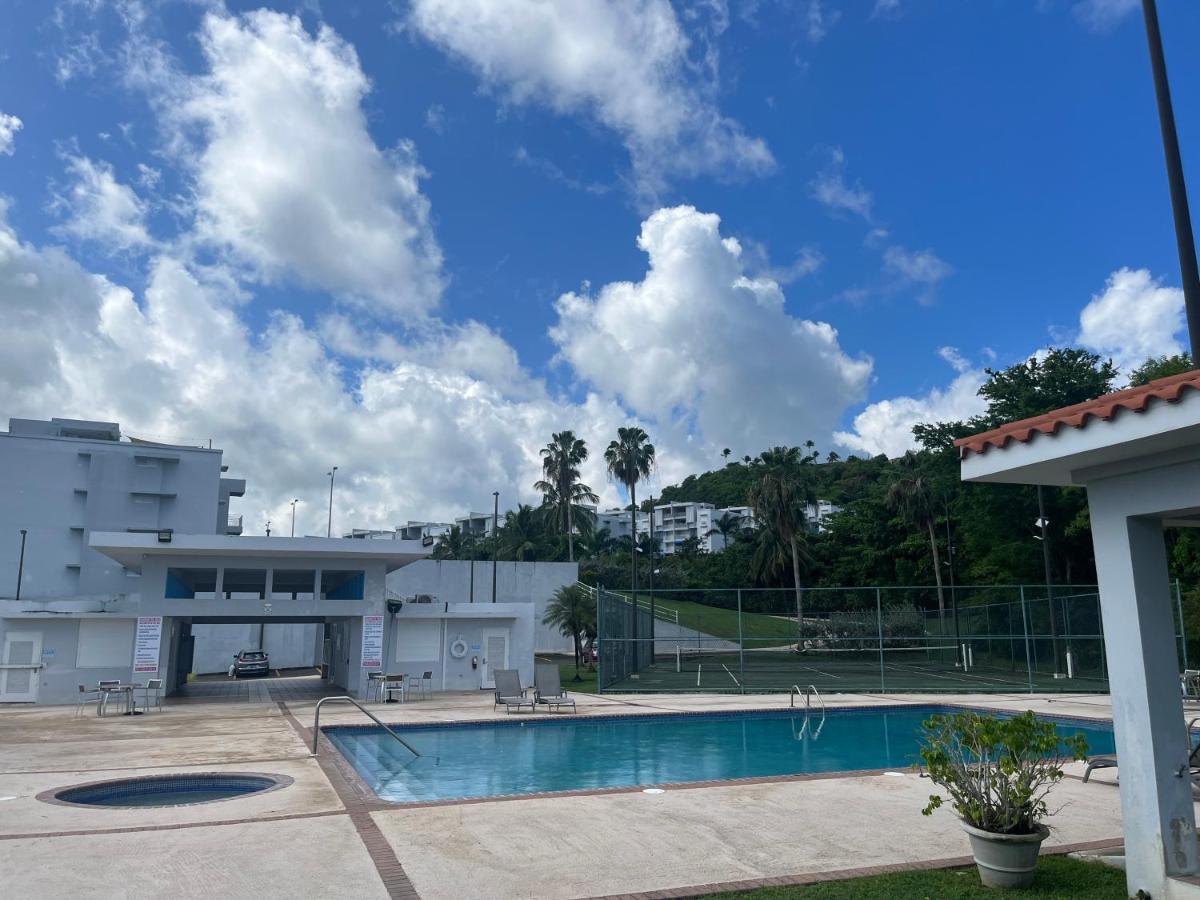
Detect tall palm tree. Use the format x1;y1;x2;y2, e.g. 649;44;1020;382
542;584;596;678
534;431;598;563
708;510;745;551
575;525;617;560
886;467;946;615
748;446;816;642
604;427;655;594
721;448;732;464
432;525;465;560
499;504;543;562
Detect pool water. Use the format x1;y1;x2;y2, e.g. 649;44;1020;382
325;705;1116;804
55;774;281;808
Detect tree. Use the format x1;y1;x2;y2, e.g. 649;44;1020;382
722;448;732;464
977;348;1117;425
432;525;465;560
604;427;655;592
1130;352;1193;386
575;526;617;560
886;463;946;615
708;511;745;551
542;584;596;678
748;446;817;640
499;504;544;561
534;431;598;563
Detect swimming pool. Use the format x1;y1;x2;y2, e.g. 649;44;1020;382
325;705;1116;804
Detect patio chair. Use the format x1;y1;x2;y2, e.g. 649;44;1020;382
493;669;534;714
139;678;163;713
75;684;101;718
406;671;433;701
367;671;387;703
1084;721;1200;783
534;663;576;713
1183;670;1200;699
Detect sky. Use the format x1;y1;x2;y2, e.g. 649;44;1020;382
0;0;1196;536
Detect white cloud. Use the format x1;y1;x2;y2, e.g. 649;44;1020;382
835;353;988;458
153;10;445;317
550;205;872;458
882;244;953;303
809;147;872;219
805;1;838;42
1073;0;1139;32
406;0;773;196
0;112;22;155
871;0;902;19
49;155;153;250
1076;267;1184;373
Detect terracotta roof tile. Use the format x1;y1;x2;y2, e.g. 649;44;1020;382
954;369;1200;458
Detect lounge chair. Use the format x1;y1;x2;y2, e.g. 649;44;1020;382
493;669;534;714
534;663;577;713
1084;721;1200;782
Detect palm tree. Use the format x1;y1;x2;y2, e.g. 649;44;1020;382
499;504;543;562
748;446;817;642
721;447;731;464
708;511;745;551
542;584;596;678
575;525;617;560
886;466;946;615
432;525;466;560
604;427;655;594
534;431;598;563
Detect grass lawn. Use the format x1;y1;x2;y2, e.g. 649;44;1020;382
541;658;598;693
707;856;1125;899
633;594;797;644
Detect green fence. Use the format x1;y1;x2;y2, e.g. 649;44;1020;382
594;583;1189;694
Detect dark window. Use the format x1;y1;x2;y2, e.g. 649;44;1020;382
321;570;365;600
165;567;218;599
223;569;268;600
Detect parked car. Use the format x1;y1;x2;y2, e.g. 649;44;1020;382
232;649;270;678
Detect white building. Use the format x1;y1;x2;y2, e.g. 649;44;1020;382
455;511;497;537
0;417;546;704
344;521;452;547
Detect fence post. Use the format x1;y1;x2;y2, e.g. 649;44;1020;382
737;589;745;694
596;585;604;692
876;587;885;693
1019;585;1034;694
1177;579;1189;671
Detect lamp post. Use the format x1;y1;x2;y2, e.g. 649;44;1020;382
647;495;655;642
290;499;299;537
326;467;338;538
15;529;27;602
491;492;499;603
944;500;960;664
265;520;272;537
1036;486;1063;677
1142;0;1200;362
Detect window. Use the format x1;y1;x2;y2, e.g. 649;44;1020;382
222;569;267;600
76;619;134;668
166;567;217;599
271;569;315;600
395;621;440;661
321;570;365;600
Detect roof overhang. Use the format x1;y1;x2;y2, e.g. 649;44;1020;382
960;389;1200;486
89;532;431;573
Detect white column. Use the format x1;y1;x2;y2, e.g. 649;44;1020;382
1089;500;1198;895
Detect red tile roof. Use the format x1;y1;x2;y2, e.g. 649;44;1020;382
954;370;1200;458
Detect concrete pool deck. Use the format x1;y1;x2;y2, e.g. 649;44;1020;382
0;685;1177;899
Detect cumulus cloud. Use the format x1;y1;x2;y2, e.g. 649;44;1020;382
550;205;872;458
49;155;154;250
0;112;22;155
148;10;445;317
406;0;774;196
1076;267;1184;373
835;350;988;458
1073;0;1139;32
809;147;872;219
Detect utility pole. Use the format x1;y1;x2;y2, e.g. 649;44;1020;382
1037;485;1063;676
290;499;299;537
491;492;499;603
15;529;27;602
326;467;338;538
1142;0;1200;362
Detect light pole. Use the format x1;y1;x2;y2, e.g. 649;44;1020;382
944;500;960;663
1142;0;1200;362
491;492;499;603
326;467;338;538
647;495;655;641
265;520;272;537
15;529;27;602
1035;485;1062;677
290;499;299;537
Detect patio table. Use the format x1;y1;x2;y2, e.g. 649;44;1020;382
97;684;141;717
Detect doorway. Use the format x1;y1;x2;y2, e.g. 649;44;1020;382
480;628;509;689
0;631;43;702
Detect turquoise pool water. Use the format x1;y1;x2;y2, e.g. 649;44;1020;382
325;705;1116;804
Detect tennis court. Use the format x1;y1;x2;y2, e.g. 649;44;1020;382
593;583;1188;695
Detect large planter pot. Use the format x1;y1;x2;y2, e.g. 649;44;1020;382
961;820;1049;888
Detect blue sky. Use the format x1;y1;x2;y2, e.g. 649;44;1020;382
0;0;1195;532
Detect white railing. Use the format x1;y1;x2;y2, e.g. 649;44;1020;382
577;582;679;625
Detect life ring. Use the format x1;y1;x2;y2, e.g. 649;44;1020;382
449;637;469;659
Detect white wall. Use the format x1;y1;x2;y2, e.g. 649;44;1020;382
190;623;321;673
391;605;536;691
388;560;577;654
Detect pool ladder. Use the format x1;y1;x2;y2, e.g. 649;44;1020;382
310;695;428;761
791;685;825;739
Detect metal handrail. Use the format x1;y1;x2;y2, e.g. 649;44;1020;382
791;685;826;739
310;695;423;759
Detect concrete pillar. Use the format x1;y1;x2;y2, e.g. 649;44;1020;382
1089;502;1198;895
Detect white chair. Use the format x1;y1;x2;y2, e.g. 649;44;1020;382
367;671;387;703
75;684;101;718
406;672;432;701
139;678;163;713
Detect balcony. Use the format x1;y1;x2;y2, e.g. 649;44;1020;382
226;514;243;535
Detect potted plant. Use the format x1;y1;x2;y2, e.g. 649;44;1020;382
919;710;1088;888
